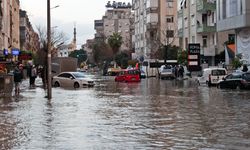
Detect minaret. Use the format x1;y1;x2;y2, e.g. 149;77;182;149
73;22;77;47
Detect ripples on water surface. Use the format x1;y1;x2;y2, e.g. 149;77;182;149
0;77;250;149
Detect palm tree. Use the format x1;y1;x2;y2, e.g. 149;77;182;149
108;32;123;55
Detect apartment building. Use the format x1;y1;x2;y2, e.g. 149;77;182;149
19;10;39;53
178;0;231;66
133;0;179;60
94;1;133;52
217;0;250;65
0;0;20;52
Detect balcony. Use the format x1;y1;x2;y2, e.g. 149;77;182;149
197;24;216;33
197;0;216;13
146;22;158;30
146;0;158;14
146;13;158;24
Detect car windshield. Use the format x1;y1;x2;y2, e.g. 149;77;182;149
226;73;242;79
162;69;172;72
72;72;86;78
211;69;226;76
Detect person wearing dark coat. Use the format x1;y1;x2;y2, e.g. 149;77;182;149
242;64;248;72
13;65;23;95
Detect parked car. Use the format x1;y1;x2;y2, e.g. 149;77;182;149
197;67;227;86
52;72;95;88
217;72;250;89
115;69;141;82
159;65;175;79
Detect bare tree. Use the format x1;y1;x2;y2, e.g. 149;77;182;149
35;25;69;89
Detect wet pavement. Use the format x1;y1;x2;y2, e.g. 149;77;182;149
0;76;250;149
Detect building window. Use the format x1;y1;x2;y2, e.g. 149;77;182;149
167;2;173;8
191;15;195;26
166;30;174;38
166;16;174;23
202;36;207;47
228;34;235;44
212;12;215;23
222;0;226;19
184;17;188;28
229;0;238;17
192;36;195;43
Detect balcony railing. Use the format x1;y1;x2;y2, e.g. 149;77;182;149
146;22;158;30
146;0;158;14
177;10;183;18
197;24;216;33
197;0;216;12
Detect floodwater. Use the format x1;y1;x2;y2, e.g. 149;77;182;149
0;76;250;149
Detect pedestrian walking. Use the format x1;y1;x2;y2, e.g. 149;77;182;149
30;65;37;88
13;64;23;96
178;65;184;78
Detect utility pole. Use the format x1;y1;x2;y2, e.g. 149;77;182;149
47;0;52;99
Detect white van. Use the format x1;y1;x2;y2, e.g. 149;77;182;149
197;68;227;86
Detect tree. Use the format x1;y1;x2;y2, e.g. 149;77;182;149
149;19;179;64
108;32;123;56
114;51;130;69
177;49;188;65
92;40;113;65
36;25;69;65
69;49;88;66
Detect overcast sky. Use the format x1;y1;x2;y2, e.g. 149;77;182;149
20;0;132;46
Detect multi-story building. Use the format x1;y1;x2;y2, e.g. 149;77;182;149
178;0;232;66
19;10;39;53
94;1;133;52
0;0;20;53
133;0;179;60
217;0;250;65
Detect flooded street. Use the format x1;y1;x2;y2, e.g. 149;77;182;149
1;76;250;149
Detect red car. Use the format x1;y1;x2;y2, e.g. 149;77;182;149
115;69;141;82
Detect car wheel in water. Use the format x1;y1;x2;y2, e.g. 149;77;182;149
54;82;60;87
235;83;241;90
74;82;80;88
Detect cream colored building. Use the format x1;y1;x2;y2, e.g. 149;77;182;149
94;2;133;52
133;0;179;60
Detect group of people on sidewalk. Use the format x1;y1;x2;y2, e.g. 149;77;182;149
13;63;38;96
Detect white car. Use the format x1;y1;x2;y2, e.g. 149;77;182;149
196;68;227;86
52;72;95;88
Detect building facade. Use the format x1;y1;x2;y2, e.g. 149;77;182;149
94;1;133;52
217;0;250;64
178;0;231;66
133;0;179;60
19;10;39;53
0;0;20;53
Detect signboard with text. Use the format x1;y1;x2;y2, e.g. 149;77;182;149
188;43;201;71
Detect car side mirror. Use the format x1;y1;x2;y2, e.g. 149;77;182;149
222;77;226;80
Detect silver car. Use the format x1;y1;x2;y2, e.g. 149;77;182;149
160;68;175;79
52;72;95;88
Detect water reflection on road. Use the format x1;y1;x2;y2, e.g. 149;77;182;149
0;77;250;149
